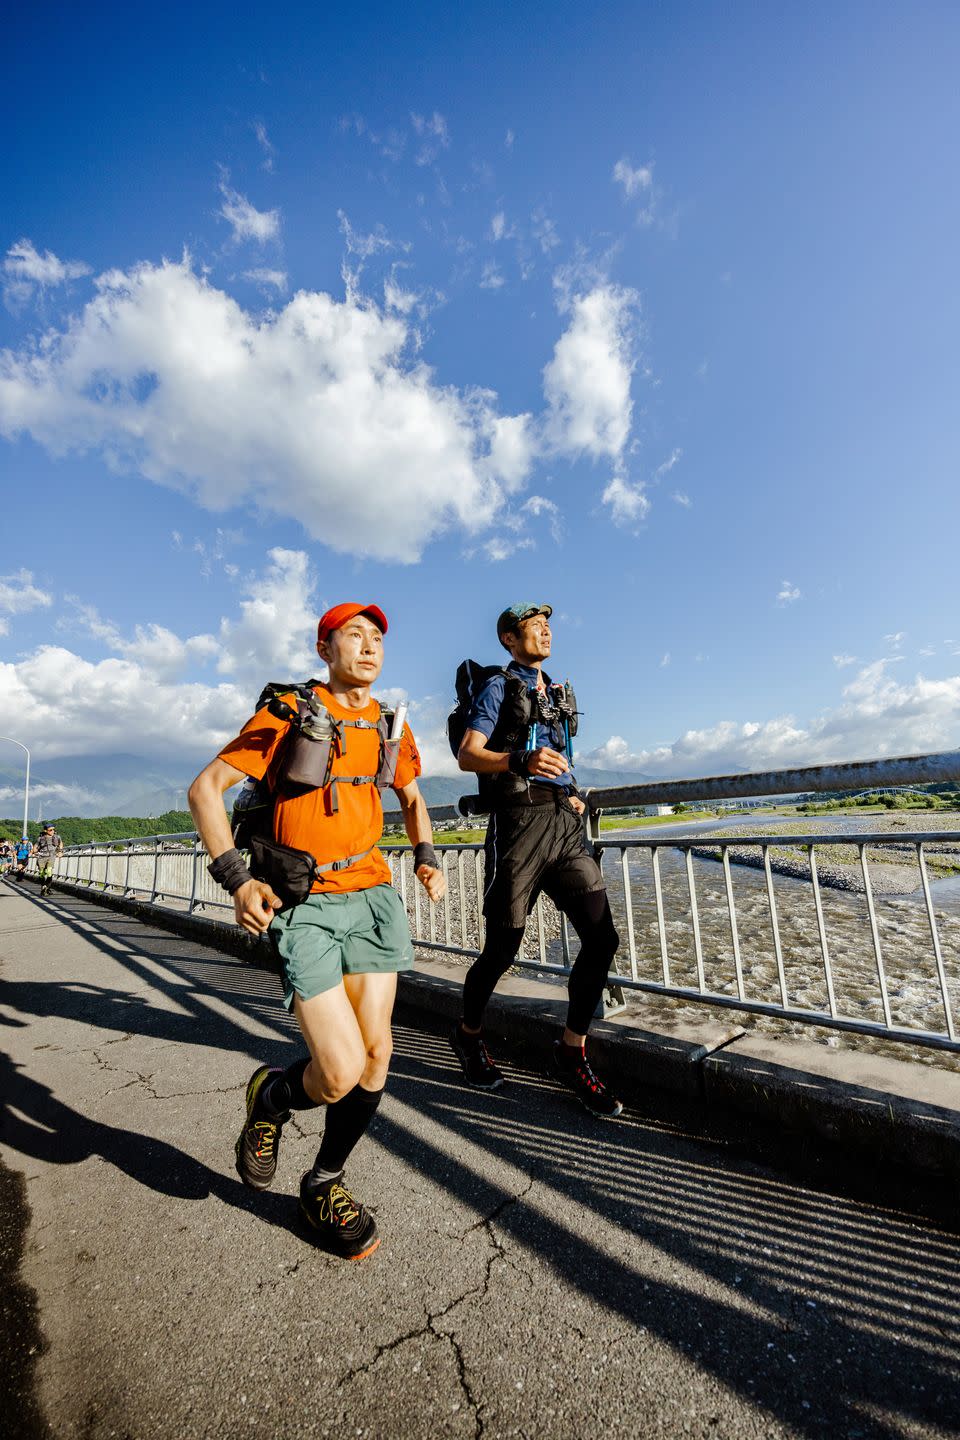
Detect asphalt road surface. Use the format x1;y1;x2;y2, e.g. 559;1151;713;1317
2;881;959;1440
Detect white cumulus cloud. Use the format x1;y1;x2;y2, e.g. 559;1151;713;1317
601;474;650;527
479;260;505;290
218;183;281;244
0;256;535;563
4;239;91;308
543;284;637;462
0;549;324;765
777;580;801;605
244;267;287;292
0;569;53;618
491;211;513;242
543;281;648;529
583;660;960;779
612;157;653;198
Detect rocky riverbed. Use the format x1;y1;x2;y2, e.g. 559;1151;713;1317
688;813;960;895
389;812;960;1071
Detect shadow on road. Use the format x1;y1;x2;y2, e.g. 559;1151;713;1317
0;1048;302;1234
384;1027;960;1440
3;885;960;1440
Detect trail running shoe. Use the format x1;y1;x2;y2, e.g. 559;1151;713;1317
235;1065;288;1190
298;1173;380;1261
449;1025;505;1090
551;1042;623;1119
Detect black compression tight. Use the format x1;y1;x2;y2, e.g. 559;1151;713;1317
462;889;620;1036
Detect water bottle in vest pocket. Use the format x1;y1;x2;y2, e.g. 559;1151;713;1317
279;705;342;789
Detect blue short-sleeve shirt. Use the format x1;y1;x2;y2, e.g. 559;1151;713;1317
467;661;574;791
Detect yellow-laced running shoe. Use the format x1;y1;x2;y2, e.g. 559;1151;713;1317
298;1172;380;1261
235;1065;288;1190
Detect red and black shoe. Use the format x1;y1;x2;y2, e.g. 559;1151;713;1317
449;1024;505;1090
551;1041;623;1119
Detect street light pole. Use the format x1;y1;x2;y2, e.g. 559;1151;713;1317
0;737;31;839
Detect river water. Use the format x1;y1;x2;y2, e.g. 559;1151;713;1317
594;814;960;1070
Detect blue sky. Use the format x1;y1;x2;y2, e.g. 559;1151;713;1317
1;2;959;814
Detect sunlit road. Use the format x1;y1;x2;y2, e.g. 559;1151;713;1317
2;881;959;1440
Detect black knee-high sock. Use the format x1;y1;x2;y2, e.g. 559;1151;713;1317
308;1083;384;1182
260;1057;319;1118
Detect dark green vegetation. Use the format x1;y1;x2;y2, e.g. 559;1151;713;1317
798;791;960;816
0;812;195;846
4;790;959;848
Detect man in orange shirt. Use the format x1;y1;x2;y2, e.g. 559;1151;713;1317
188;602;445;1261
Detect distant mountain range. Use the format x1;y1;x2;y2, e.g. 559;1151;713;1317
1;752;656;820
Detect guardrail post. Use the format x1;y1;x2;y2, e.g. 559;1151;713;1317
586;803;626;1018
188;836;200;915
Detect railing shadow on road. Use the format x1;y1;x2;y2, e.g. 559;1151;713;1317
382;1026;960;1440
4;885;960;1439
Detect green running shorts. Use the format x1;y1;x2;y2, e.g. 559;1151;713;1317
269;882;414;1010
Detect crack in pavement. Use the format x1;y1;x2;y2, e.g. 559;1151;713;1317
88;1042;243;1103
92;1049;161;1100
338;1175;535;1438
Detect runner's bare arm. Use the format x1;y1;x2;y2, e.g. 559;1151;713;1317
457;727;568;779
188;758;282;935
392;777;446;903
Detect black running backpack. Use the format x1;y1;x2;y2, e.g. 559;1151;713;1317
446;661;510;759
230;680;323;850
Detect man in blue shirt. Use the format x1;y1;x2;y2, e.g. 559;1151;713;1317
451;602;622;1118
14;836;32;880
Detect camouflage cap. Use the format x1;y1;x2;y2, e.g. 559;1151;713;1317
496;602;553;641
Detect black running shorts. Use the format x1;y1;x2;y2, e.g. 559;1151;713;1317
483;790;605;928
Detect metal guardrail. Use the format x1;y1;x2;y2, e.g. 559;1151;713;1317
30;746;960;1053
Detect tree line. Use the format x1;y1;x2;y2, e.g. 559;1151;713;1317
0;811;195;846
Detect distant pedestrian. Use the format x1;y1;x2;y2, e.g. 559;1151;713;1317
450;602;623;1117
14;836;32;881
35;824;63;896
189;602;445;1261
0;838;13;876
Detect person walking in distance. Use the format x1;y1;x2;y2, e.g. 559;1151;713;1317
451;603;623;1117
189;603;445;1261
35;824;63;896
13;835;32;881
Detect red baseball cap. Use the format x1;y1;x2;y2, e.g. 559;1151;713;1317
317;602;389;645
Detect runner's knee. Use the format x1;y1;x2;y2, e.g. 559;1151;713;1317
362;1030;393;1085
312;1042;366;1103
574;891;619;957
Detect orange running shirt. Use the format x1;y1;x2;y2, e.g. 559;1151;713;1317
218;683;421;895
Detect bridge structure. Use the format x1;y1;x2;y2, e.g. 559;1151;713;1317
4;748;960;1438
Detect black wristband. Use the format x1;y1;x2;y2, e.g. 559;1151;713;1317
414;842;438;871
507;750;530;776
208;847;254;895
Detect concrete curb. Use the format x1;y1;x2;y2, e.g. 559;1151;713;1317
35;877;960;1182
